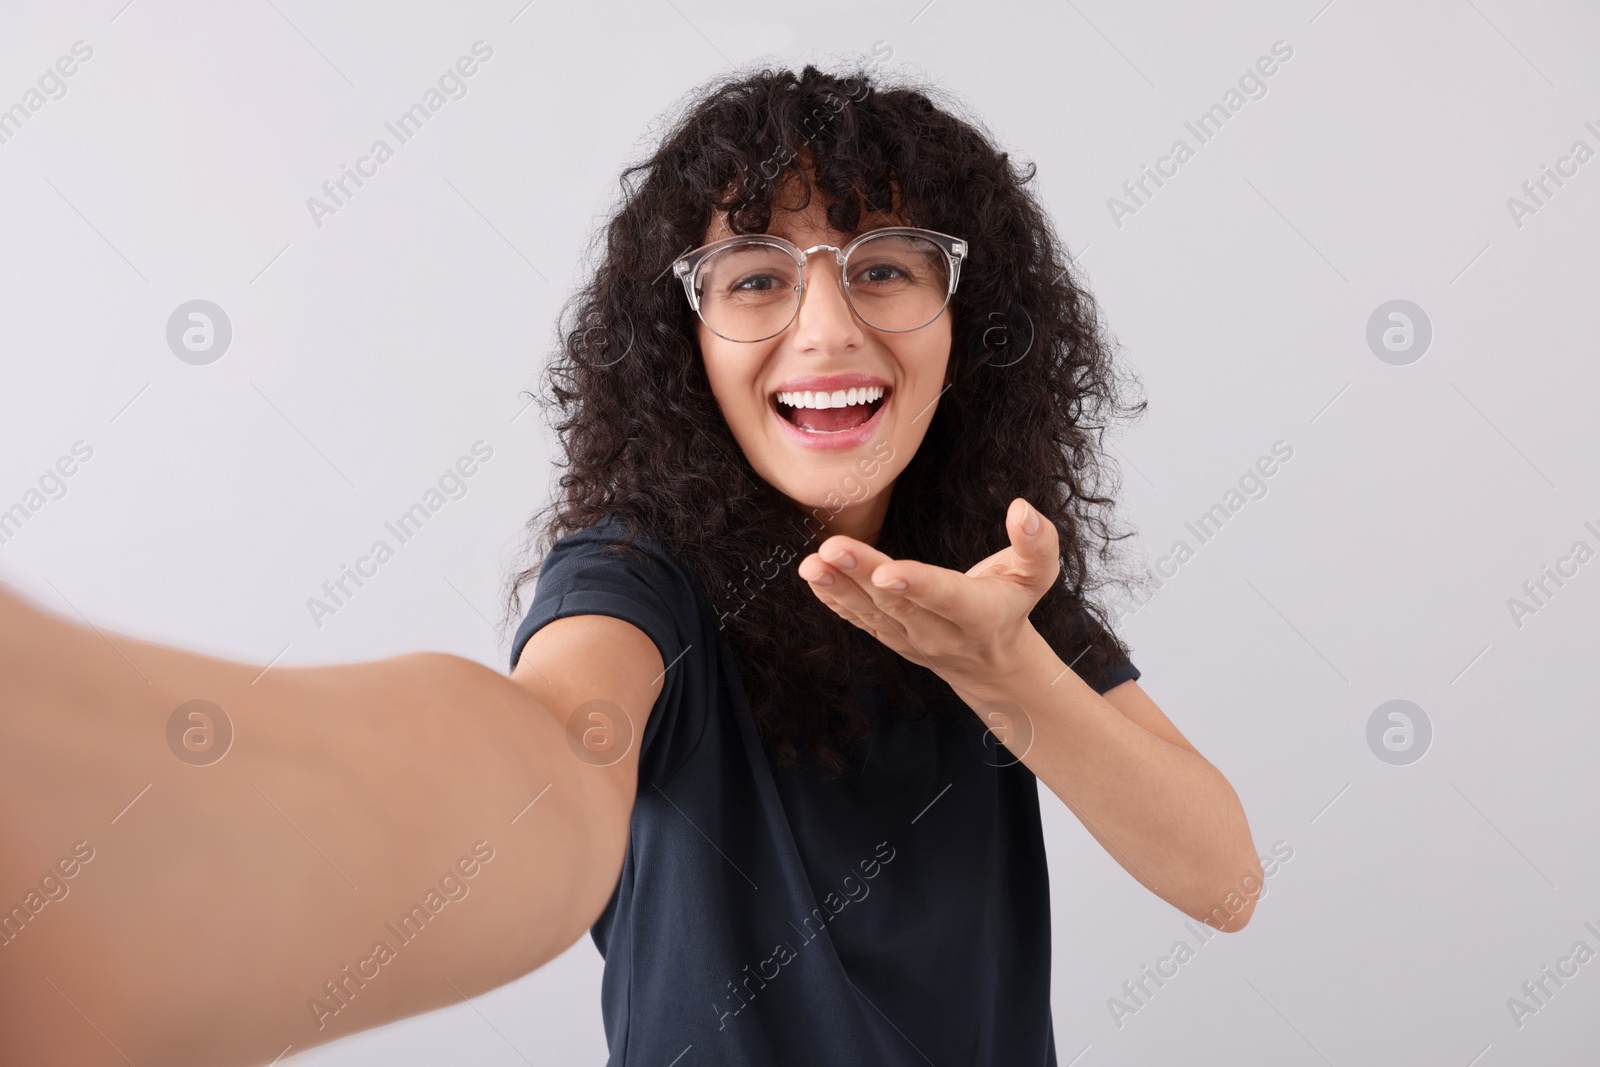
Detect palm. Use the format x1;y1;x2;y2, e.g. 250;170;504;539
798;498;1060;679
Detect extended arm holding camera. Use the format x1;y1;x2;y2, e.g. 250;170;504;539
0;584;662;1066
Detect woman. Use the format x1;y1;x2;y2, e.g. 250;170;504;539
0;64;1260;1066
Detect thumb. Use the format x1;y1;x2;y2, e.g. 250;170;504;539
1006;498;1061;587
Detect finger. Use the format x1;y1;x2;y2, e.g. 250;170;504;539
868;557;982;627
817;537;964;630
800;553;920;650
815;536;909;612
963;546;1012;580
807;547;968;667
1005;498;1061;590
800;552;886;621
804;549;896;619
797;551;840;587
815;535;886;578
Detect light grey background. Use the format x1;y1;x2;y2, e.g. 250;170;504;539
2;0;1597;1063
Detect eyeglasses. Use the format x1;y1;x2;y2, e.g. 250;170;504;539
671;226;968;343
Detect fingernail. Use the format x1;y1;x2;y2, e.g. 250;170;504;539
827;550;857;571
810;571;834;586
1022;502;1041;536
876;576;908;591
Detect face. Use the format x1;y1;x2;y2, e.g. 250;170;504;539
693;188;953;544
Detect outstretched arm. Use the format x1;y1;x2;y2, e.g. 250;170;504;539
0;584;662;1066
796;498;1263;931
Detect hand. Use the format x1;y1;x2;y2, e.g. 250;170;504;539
797;497;1060;686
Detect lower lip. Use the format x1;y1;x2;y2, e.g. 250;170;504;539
771;394;889;452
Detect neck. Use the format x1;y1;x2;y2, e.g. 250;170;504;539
817;490;890;546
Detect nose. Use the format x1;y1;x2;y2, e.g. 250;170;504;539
790;250;865;354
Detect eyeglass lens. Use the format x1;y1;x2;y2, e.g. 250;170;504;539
694;233;952;342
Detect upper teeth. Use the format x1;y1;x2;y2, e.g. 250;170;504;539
775;386;885;410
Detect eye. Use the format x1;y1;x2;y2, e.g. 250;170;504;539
731;272;786;293
851;262;913;286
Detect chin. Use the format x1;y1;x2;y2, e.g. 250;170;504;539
760;436;902;524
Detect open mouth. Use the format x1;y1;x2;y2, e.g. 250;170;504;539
772;385;889;434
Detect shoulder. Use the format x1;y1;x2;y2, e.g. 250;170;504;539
511;515;710;671
513;515;721;795
541;513;670;568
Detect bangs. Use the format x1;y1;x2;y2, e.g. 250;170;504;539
693;78;927;239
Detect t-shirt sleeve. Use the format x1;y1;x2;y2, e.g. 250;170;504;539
508;524;709;793
1097;648;1141;694
1061;603;1141;695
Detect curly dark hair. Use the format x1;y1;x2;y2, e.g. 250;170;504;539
504;61;1148;778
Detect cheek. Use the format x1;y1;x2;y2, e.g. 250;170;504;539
885;337;951;454
698;339;759;422
911;327;953;385
900;335;952;403
719;380;766;431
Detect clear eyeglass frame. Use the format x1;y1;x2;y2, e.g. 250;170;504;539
671;226;969;343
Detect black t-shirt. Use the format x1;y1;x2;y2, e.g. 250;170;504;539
509;518;1140;1066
